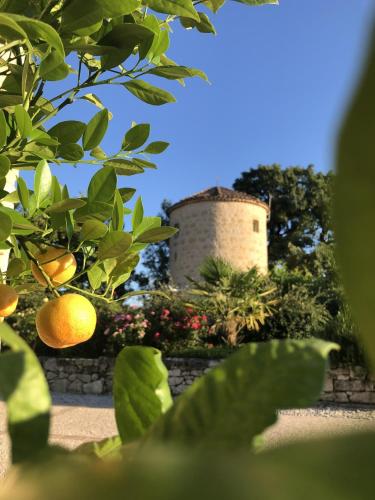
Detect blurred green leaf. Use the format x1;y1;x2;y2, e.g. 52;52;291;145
119;187;136;203
123;79;176;106
335;28;375;367
75;435;122;459
113;346;173;444
112;190;125;231
0;154;10;177
7;257;26;277
0;322;51;463
143;339;338;449
82;109;109;151
0;206;41;235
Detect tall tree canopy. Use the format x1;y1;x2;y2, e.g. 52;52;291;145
233;165;334;267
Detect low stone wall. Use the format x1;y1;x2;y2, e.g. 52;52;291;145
39;356;375;404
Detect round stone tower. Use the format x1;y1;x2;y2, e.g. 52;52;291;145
168;187;269;287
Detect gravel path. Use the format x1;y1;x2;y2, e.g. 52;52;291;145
1;395;375;474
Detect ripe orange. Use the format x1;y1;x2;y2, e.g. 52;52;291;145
36;293;97;348
0;284;19;317
31;247;77;286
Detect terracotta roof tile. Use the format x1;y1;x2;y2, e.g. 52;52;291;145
169;186;269;213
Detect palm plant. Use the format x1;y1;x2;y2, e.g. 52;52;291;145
186;257;277;346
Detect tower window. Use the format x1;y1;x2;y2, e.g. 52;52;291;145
253;220;259;233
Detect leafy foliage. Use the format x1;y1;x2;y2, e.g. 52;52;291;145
233;165;334;268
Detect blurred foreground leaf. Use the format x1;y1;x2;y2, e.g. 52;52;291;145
0;323;51;463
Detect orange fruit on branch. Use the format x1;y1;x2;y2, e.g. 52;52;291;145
36;293;97;348
31;247;77;287
0;284;19;317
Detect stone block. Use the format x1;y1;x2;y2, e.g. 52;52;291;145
46;371;57;381
83;380;104;395
44;358;57;371
68;380;83;393
323;377;333;392
350;366;367;378
349;392;375;404
334;392;349;403
334;379;365;392
50;379;68;393
92;374;99;381
169;369;182;377
77;374;92;383
169;376;183;386
319;393;335;402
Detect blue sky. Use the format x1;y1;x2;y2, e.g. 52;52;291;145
27;0;375;217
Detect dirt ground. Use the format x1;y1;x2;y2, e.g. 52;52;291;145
1;394;375;475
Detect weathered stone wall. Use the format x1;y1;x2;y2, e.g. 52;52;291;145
39;357;375;404
169;200;268;287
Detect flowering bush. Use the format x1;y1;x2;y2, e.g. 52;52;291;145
104;301;214;355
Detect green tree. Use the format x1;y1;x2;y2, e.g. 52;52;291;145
130;199;171;289
233;164;334;267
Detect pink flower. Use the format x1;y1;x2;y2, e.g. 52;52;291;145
191;322;200;330
186;307;194;314
154;332;161;339
125;314;133;321
174;321;182;328
201;315;208;322
142;320;150;328
131;304;138;310
135;314;141;319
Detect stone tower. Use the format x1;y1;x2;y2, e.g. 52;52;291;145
168;187;269;287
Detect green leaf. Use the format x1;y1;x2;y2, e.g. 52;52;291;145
79;93;105;110
145;0;200;21
0;109;8;148
29;129;59;146
132;158;157;169
113;346;173;444
7;257;26;278
180;12;216;34
137;225;178;243
58;143;84;162
0;94;23;108
82;109;109;151
87;265;107;290
34;160;52;209
87;166;117;204
204;0;225;12
90;146;107;160
112;190;125;231
0;154;10;178
0;322;51;463
75;435;122;459
103;159;144;176
233;0;279;5
132;196;144;229
334;29;375;367
48;120;86;144
75;201;114;222
143;141;169;154
14;105;32;138
0;211;12;240
148;65;208;81
46;198;86;214
119;187;136;202
133;216;161;238
16;177;29;212
61;0;140;32
80;219;108;241
0;206;40;234
143;339;337;449
98;231;132;259
122;123;150;151
123;79;176;106
111;253;140;279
